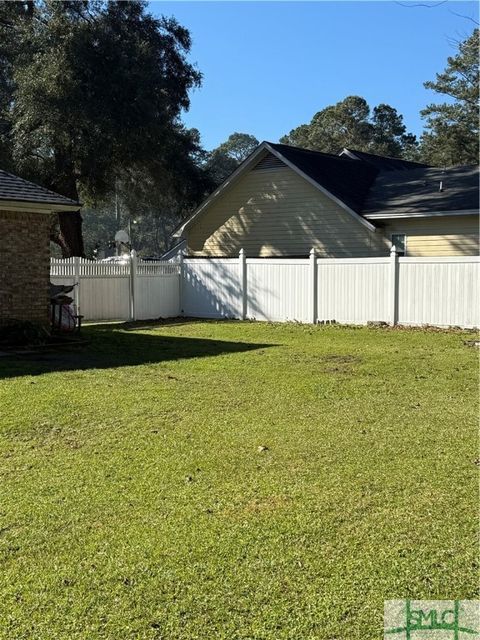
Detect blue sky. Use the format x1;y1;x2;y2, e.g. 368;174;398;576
149;1;478;150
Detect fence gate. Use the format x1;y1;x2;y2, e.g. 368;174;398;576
50;253;180;322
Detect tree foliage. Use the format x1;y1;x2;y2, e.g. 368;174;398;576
90;131;259;259
214;132;259;163
280;96;417;158
112;130;213;258
80;127;214;258
419;29;479;166
0;0;202;255
205;132;259;185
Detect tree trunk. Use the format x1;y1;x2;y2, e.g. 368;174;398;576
57;211;84;258
49;149;85;258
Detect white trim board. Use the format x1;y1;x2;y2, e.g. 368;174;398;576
364;209;478;220
0;200;80;214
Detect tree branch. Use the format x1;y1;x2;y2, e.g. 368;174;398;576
448;9;480;26
395;1;447;8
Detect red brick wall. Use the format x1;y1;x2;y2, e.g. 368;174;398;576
0;209;53;326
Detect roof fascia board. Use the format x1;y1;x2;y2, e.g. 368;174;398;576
364;209;479;220
339;148;358;160
265;143;377;232
0;200;80;213
161;239;186;259
172;143;272;237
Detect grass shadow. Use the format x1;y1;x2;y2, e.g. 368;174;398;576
0;322;275;379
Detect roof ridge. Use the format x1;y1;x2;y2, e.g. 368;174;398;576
268;142;431;169
266;142;357;162
342;147;430;167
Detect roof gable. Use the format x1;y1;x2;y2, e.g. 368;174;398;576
173;142;376;237
251;153;286;171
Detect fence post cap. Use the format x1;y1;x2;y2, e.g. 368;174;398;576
239;248;245;257
390;244;397;255
309;247;316;257
130;249;137;258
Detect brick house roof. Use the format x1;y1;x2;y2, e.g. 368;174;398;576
0;169;80;207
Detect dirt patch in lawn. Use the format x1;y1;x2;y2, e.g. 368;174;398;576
283;352;362;373
320;354;362;364
221;495;292;520
319;354;362;374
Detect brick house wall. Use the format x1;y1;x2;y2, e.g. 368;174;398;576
0;209;53;326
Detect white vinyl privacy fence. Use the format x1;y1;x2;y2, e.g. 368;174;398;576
50;253;179;321
51;249;479;328
181;249;479;329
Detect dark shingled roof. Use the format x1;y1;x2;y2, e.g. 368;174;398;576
0;169;80;207
362;165;479;215
268;143;378;213
269;143;478;216
340;148;430;172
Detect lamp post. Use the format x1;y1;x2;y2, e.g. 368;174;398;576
128;216;138;251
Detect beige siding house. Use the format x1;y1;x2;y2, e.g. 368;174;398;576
187;164;387;257
175;142;479;258
383;216;478;257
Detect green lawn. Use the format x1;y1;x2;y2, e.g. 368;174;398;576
0;321;478;639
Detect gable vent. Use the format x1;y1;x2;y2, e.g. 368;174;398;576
252;153;285;171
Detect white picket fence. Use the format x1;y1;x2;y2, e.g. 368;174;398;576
51;249;480;328
50;253;180;321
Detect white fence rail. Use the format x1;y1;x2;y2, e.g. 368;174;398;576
51;253;180;321
181;250;479;329
50;250;479;328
